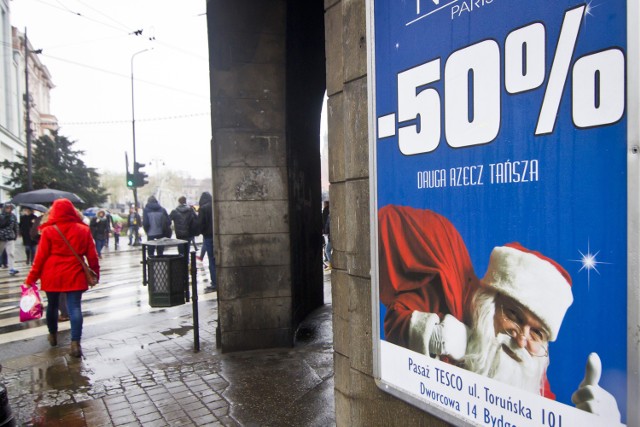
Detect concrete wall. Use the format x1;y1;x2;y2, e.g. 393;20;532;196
285;0;326;327
207;0;454;421
207;0;325;352
324;0;451;425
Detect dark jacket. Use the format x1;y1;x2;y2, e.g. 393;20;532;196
20;213;38;245
90;214;110;240
322;205;329;233
127;211;141;228
324;215;331;240
0;212;18;241
170;204;196;240
197;192;213;238
29;216;43;244
143;198;170;239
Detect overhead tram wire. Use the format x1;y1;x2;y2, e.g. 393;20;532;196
74;0;133;32
22;0;206;63
30;0;134;34
39;53;210;100
33;34;134;53
154;40;208;62
36;112;211;127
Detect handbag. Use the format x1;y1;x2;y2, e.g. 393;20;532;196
20;283;43;322
54;224;99;287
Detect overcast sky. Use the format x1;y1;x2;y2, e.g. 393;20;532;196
10;0;212;179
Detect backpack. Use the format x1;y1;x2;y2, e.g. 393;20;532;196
188;210;201;236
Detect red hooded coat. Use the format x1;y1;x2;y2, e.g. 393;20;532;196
26;198;100;291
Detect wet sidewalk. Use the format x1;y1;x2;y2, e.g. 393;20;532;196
0;274;335;426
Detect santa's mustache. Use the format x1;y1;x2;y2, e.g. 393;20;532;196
495;332;533;364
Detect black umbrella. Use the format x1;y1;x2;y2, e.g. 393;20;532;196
9;189;84;205
18;203;48;213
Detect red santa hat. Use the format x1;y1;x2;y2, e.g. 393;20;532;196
481;243;573;341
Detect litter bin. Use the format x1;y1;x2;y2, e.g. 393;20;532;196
142;238;189;308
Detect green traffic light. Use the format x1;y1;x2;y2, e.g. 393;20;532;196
126;172;135;188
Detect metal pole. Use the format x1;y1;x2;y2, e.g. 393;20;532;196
24;28;33;191
190;251;200;352
130;48;150;210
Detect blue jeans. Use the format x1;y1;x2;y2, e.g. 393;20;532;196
325;237;332;264
46;291;83;341
95;239;106;256
128;226;139;245
203;237;216;287
146;236;164;257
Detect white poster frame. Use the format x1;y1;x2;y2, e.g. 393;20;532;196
366;1;640;426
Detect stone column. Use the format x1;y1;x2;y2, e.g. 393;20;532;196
325;0;452;424
207;0;325;352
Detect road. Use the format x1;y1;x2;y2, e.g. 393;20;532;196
0;241;216;362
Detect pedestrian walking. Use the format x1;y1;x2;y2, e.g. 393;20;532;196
196;192;216;291
89;210;110;258
24;198;100;358
32;211;69;321
322;200;332;271
112;221;122;250
169;196;197;258
19;207;38;265
143;196;171;257
105;211;114;249
0;203;20;275
127;205;141;246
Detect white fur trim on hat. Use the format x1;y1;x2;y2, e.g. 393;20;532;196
481;245;573;341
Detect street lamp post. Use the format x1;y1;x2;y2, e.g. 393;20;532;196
24;28;34;191
130;48;151;210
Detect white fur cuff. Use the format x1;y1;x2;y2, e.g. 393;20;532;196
408;311;440;355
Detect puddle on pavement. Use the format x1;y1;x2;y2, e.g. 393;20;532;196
159;325;193;339
81;346;140;382
295;325;317;342
31;402;88;426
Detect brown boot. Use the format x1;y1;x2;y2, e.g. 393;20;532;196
47;333;57;347
70;341;82;358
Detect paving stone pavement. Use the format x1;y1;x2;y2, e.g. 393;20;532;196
0;274;335;426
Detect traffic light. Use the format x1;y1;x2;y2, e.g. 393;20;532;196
126;172;135;188
133;162;149;187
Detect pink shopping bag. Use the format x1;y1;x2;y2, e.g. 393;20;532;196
19;283;43;322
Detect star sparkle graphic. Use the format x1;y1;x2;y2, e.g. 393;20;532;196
569;240;610;290
585;1;600;19
583;1;602;32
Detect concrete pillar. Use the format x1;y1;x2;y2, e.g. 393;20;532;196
325;0;451;425
207;0;325;352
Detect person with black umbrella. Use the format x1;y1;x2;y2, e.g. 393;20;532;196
19;207;38;265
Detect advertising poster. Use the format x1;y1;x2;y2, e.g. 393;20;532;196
368;0;635;426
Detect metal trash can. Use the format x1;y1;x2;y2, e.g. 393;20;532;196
142;238;189;308
147;255;188;307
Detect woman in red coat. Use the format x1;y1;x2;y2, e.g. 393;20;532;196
25;198;100;357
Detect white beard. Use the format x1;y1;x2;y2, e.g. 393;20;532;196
464;289;549;395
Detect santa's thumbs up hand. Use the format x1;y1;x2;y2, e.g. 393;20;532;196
571;353;620;421
580;352;602;387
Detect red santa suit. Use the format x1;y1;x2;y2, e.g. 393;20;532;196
379;204;480;346
378;204;564;399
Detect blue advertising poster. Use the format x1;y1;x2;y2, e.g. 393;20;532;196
369;1;632;425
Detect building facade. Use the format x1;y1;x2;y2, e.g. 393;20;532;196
0;2;57;202
0;1;22;202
